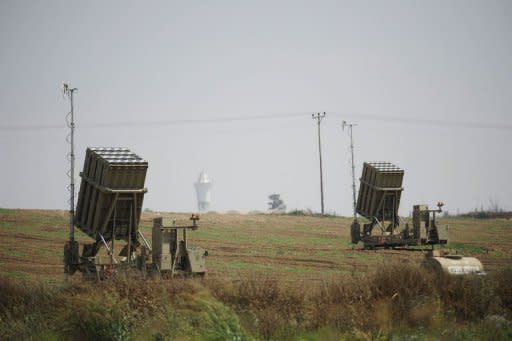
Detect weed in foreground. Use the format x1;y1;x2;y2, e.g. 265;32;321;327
206;264;512;340
1;263;512;340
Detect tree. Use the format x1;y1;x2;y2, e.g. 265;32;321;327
268;194;286;212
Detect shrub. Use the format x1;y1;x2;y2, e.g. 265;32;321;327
0;276;58;339
60;294;132;341
2;264;512;340
492;266;512;318
368;262;438;328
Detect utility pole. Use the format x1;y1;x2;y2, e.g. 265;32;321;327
312;112;326;215
342;121;358;221
64;83;78;242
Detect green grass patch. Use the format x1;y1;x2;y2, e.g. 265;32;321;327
7;248;26;258
0;221;14;231
1;271;28;280
344;251;384;261
493;250;512;259
312;249;341;257
34;247;62;258
448;242;486;254
211;260;276;273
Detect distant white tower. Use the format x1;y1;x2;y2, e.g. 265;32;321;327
195;171;213;212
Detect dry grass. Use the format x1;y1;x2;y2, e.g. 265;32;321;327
0;274;234;340
1;263;511;340
206;262;512;340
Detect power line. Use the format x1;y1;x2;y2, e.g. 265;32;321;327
330;112;512;131
0;112;310;131
0;123;64;131
86;112;310;127
1;111;511;131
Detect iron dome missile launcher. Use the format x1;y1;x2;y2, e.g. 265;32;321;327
350;161;484;275
64;147;207;279
350;161;447;249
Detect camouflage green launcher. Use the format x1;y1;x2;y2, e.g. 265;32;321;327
351;161;448;249
75;147;147;244
356;162;404;225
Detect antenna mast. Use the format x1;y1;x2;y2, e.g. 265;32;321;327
342;121;358;221
64;83;78;242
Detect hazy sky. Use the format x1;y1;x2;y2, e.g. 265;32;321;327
1;0;511;215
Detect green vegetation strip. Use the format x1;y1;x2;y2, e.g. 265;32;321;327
448;242;486;254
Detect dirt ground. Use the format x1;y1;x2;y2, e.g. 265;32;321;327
0;209;510;281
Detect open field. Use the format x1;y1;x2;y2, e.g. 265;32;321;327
0;208;511;281
1;209;512;340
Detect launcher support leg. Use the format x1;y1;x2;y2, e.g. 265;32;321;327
127;202;132;264
132;193;139;246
